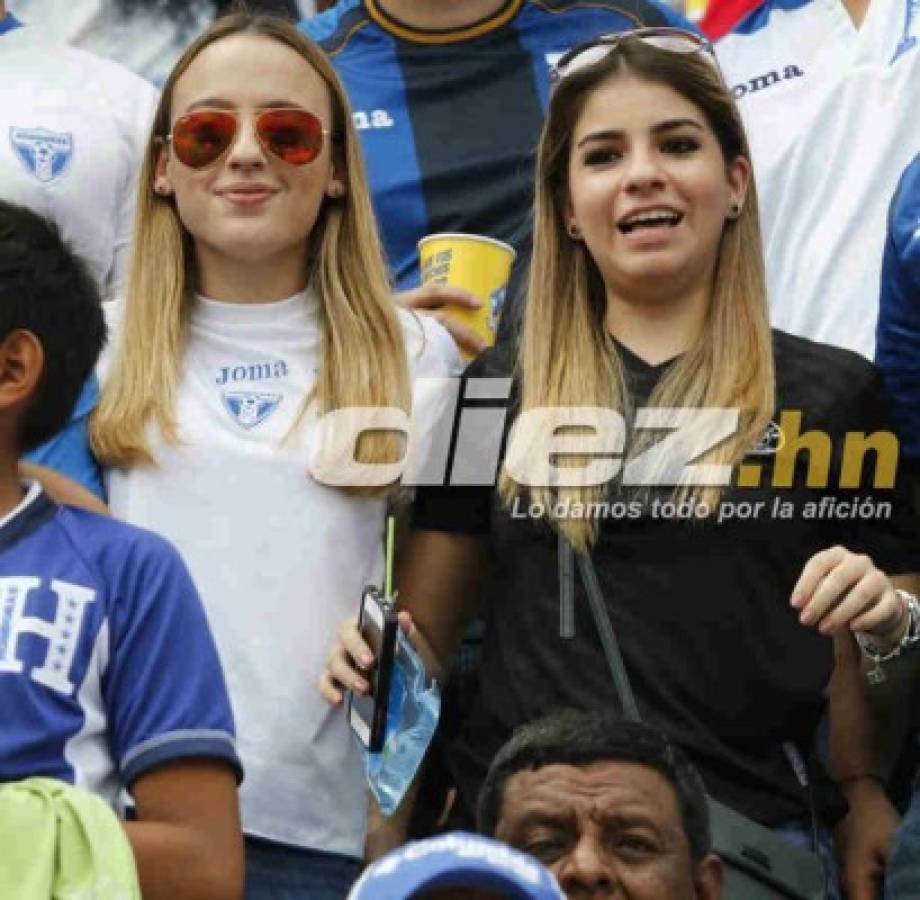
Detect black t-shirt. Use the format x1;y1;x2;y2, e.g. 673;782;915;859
413;330;920;827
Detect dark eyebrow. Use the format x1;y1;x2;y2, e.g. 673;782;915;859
511;810;576;834
598;812;663;831
184;98;305;113
576;118;704;148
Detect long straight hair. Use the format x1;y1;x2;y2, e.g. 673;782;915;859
500;41;775;551
91;14;410;496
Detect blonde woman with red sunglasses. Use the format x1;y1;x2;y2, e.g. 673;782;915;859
324;29;920;898
91;13;457;898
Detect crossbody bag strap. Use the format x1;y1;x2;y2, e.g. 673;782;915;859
562;534;822;856
568;538;642;723
558;534;576;640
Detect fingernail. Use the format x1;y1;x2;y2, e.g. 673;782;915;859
361;654;373;667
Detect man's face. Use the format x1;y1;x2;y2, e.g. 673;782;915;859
494;761;721;900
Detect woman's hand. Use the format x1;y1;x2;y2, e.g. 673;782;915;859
398;283;486;357
318;616;372;705
317;611;440;705
791;546;908;651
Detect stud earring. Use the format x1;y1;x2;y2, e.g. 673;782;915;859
728;200;742;219
567;222;581;239
328;182;344;198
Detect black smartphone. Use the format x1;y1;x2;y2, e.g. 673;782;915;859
348;586;398;752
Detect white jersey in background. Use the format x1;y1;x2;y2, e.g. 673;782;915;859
0;22;157;298
103;291;459;856
7;0;317;85
717;0;920;358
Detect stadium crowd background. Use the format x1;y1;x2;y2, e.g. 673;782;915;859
6;0;761;81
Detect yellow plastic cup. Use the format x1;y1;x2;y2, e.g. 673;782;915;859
418;233;516;358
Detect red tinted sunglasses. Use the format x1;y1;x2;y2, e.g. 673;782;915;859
167;108;328;169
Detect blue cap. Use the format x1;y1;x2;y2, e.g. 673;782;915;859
347;832;565;899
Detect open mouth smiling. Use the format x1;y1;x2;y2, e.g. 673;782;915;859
618;208;684;234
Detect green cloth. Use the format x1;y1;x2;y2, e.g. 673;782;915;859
0;777;140;899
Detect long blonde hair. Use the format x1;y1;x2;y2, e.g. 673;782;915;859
500;40;774;551
91;14;410;496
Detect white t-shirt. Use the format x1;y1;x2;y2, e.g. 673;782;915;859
0;24;157;298
717;0;920;358
103;291;459;855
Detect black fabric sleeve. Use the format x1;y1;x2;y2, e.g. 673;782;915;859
412;483;493;534
411;347;514;535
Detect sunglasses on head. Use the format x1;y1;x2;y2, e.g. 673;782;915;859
166;107;328;169
551;27;720;84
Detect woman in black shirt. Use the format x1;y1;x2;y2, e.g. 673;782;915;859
323;30;920;898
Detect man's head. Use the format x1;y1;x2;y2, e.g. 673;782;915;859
479;711;723;900
0;201;105;454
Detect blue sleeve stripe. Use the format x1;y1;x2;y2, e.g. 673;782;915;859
732;0;811;36
121;730;243;786
0;14;21;35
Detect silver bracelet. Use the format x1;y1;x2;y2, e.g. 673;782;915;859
856;589;920;683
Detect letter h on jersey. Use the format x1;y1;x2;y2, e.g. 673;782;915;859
0;577;96;695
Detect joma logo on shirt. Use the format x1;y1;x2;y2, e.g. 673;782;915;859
732;64;804;100
216;359;288;385
0;577;96;695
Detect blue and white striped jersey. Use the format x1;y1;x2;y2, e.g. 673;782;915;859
302;0;691;292
0;484;241;803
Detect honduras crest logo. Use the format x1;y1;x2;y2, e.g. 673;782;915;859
750;420;785;456
222;391;281;429
10;127;74;183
